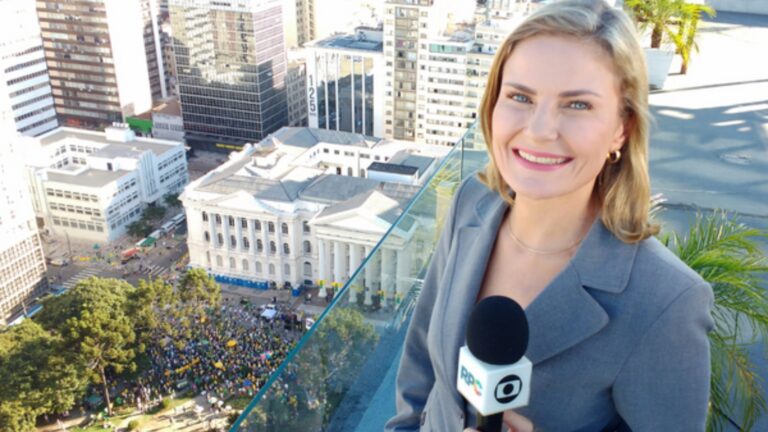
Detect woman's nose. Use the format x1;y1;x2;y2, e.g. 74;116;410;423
525;103;559;143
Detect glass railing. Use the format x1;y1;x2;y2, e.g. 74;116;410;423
231;124;489;431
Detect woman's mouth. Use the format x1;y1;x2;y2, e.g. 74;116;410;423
513;149;572;171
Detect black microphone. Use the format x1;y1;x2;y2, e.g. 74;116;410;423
457;296;531;432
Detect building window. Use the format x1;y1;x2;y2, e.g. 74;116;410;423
269;241;276;254
257;239;263;253
230;235;236;248
254;220;261;231
269;263;275;275
303;240;311;254
242;259;249;271
243;237;250;249
217;233;223;246
215;214;222;225
202;212;208;222
216;255;223;266
206;251;211;264
303;221;310;233
229;257;236;269
255;262;262;273
204;231;210;242
268;222;275;233
347;167;353;176
241;218;247;228
283;243;290;255
284;263;291;277
303;261;312;277
281;223;288;234
228;216;235;227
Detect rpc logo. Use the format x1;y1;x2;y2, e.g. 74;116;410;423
460;366;483;397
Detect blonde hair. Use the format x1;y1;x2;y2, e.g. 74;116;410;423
478;0;659;243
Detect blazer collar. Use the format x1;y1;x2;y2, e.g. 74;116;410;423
449;187;640;367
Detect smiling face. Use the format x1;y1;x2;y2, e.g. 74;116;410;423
491;34;627;205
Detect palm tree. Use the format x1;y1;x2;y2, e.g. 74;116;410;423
676;2;716;74
661;211;768;431
625;0;715;75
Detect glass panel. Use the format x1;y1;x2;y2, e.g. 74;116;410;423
234;124;487;430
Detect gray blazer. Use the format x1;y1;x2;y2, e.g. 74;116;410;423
386;175;714;432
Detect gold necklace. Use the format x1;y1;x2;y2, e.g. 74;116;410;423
507;216;584;255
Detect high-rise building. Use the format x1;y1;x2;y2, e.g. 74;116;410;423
36;0;158;129
304;27;385;137
142;0;169;101
169;0;289;150
286;50;308;127
0;120;47;325
0;0;58;137
283;0;316;48
382;0;452;142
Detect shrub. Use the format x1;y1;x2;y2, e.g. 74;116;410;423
127;419;140;430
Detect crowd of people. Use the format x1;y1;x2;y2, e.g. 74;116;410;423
126;300;307;406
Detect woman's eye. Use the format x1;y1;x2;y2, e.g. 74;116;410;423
567;100;592;110
509;93;531;104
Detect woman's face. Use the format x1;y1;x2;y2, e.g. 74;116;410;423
491;34;626;204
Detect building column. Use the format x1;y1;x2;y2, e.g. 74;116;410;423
208;214;217;267
380;247;394;303
235;216;243;251
395;247;411;306
364;245;374;306
348;243;361;304
333;240;343;288
223;215;231;251
318;238;328;298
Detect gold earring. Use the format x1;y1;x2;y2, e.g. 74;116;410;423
607;150;621;164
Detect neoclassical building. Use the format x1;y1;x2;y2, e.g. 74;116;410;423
181;127;449;300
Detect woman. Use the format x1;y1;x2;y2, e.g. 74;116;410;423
385;0;714;431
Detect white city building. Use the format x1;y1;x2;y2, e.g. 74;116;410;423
0;118;48;325
181;126;449;301
17;124;188;243
0;0;58;137
304;27;386;137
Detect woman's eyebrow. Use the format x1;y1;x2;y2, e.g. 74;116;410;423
502;81;602;98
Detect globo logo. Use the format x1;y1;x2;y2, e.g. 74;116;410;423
460;366;483;397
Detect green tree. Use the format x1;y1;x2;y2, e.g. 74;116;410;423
662;212;768;431
177;268;221;312
126;220;152;239
0;320;85;432
163;192;181;208
676;2;715;74
142;204;166;222
128;277;175;345
36;277;138;416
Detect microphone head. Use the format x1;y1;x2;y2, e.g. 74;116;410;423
466;296;529;365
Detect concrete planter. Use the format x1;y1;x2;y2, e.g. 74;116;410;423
644;47;675;89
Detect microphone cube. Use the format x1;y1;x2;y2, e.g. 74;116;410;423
457;346;532;416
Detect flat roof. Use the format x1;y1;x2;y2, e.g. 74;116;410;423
152;98;182;116
45;168;130;188
368;162;418;176
310;34;383;53
38;127;182;157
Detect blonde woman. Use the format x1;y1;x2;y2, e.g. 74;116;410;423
386;0;714;431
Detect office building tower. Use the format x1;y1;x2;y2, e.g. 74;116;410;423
0;120;47;325
169;0;289;150
36;0;157;129
286;50;308;127
0;0;58;136
284;0;316;48
142;0;169;101
305;27;385;137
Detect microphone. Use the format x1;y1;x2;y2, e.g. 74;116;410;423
456;296;532;432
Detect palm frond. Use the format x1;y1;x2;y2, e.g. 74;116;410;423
664;210;768;430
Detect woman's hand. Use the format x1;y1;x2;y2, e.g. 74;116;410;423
463;410;534;432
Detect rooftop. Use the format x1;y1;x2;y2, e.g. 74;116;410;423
308;33;383;53
38;127;182;157
45;168;131;188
